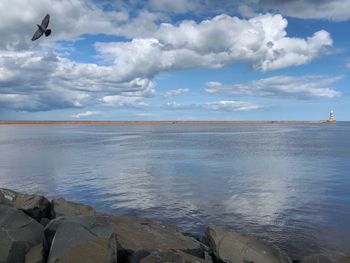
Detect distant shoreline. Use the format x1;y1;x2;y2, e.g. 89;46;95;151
0;120;336;125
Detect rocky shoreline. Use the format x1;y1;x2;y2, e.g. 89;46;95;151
0;188;349;263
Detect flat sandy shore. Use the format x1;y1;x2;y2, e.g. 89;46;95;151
0;120;330;125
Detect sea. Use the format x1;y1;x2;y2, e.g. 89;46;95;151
0;123;349;259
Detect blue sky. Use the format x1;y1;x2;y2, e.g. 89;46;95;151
0;0;349;120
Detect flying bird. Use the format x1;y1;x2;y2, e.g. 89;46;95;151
32;14;51;41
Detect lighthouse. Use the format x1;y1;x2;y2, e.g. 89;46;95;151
329;110;336;123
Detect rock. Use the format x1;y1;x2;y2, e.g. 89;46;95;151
182;232;201;242
0;205;44;263
13;193;51;221
51;197;95;217
110;216;205;261
333;256;350;263
25;244;44;263
0;188;17;205
165;224;178;232
300;254;332;263
300;254;350;263
39;217;50;227
204;225;292;263
0;191;5;203
0;188;51;221
131;250;211;263
44;215;114;249
45;215;117;263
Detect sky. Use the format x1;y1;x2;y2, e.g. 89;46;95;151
0;0;349;121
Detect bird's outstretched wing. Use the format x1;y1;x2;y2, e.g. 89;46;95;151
32;29;43;41
41;14;50;29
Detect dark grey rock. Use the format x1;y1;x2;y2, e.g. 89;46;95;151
131;250;211;263
51;198;95;217
44;216;68;249
204;225;292;263
45;215;117;263
39;218;50;227
0;205;44;263
25;244;44;263
0;188;17;206
110;216;205;261
300;254;350;263
0;191;5;204
300;254;333;263
0;188;51;221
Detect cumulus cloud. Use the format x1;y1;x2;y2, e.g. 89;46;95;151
0;0;128;51
71;111;99;118
205;75;342;99
144;0;350;21
258;0;350;21
165;101;196;109
0;51;155;111
204;101;261;111
0;0;336;113
163;88;190;97
148;0;197;13
165;100;260;111
97;14;333;76
101;95;148;108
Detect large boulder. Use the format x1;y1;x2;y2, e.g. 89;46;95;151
130;250;212;263
0;191;6;204
0;205;44;263
300;254;350;263
51;198;95;217
131;250;211;263
110;216;205;261
204;226;292;263
0;188;51;221
45;215;117;263
0;188;16;206
300;254;333;263
25;244;45;263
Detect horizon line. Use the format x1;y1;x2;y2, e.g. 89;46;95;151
0;120;345;125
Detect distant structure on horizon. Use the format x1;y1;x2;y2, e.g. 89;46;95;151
321;110;336;123
321;110;336;124
329;110;335;122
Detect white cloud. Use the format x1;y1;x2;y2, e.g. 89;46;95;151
97;13;333;76
0;1;336;113
135;112;155;117
71;111;99;118
145;0;350;21
0;0;128;51
204;101;261;111
163;88;190;97
101;95;148;108
205;75;342;99
258;0;350;21
165;100;260;111
165;101;194;109
148;0;197;13
0;51;155;111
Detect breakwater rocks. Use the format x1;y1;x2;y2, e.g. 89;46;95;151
0;188;349;263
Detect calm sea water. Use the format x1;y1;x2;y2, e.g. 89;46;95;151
0;123;349;258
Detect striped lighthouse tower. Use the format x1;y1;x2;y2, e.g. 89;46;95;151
329;110;335;123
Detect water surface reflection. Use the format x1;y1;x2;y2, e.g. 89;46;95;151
0;123;350;258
